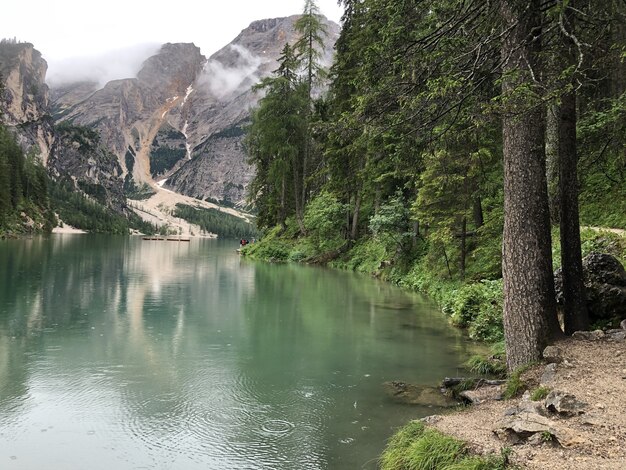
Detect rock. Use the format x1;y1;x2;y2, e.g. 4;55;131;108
606;330;626;341
541;363;558;385
544;391;586;415
543;345;563;364
508;399;550;417
572;330;605;341
442;377;464;388
459;385;503;405
621;319;626;330
420;415;442;424
495;411;555;440
495;411;585;448
383;381;459;407
527;433;545;446
580;414;604;426
555;253;626;324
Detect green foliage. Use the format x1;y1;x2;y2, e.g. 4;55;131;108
49;180;139;234
304;190;346;251
149;146;186;177
0;125;54;234
466;355;507;378
246;43;308;229
552;228;626;268
530;386;551;401
381;420;511;470
173;204;257;239
55;122;100;153
126;182;156;201
331;236;389;274
242;226;291;262
503;364;534;400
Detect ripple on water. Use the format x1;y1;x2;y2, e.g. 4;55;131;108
259;419;295;437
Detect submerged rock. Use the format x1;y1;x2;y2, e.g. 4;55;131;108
383;381;460;407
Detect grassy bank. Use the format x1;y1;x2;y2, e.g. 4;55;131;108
380;420;511;470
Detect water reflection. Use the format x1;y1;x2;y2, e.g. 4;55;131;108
0;235;476;469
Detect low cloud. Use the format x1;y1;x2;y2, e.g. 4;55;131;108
201;44;262;100
47;43;160;87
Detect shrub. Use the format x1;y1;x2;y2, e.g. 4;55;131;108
303;191;346;251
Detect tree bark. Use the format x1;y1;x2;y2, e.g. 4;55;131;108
546;103;561;225
460;216;467;279
500;0;560;372
558;2;589;333
473;196;484;228
350;192;362;240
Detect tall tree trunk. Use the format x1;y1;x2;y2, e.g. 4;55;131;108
293;156;305;233
558;2;589;334
500;0;560;372
460;216;467;279
350;192;362;240
280;175;287;231
546;103;561;225
473;196;484;228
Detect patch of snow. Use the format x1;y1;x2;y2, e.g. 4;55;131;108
181;120;192;160
182;85;194;106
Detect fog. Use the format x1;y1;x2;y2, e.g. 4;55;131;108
46;43;161;87
202;45;263;100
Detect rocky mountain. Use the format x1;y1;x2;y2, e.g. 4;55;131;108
0;40;54;164
51;15;340;206
0;40;127;212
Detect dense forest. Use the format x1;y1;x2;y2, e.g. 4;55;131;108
173;204;258;239
0;123;55;234
244;0;626;370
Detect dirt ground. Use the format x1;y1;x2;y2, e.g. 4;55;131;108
430;337;626;469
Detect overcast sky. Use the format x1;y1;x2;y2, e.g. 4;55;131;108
4;0;343;84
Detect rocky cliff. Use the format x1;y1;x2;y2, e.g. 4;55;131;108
50;16;340;206
165;16;339;205
0;40;54;165
0;40;128;213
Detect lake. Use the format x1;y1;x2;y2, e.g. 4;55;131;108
0;235;476;469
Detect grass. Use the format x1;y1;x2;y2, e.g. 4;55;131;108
530;386;550;401
466;355;507;378
502;364;535;399
380;420;513;470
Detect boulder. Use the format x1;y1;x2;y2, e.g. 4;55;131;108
555;252;626;323
543;345;563;364
459;385;503;405
495;410;586;447
544;391;586;416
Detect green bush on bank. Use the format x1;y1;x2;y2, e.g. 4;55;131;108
380;420;511;470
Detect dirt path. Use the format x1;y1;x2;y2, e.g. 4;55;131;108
582;226;626;236
428;338;626;469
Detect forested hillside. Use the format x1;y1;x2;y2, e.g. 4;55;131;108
244;0;626;370
0;123;55;235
